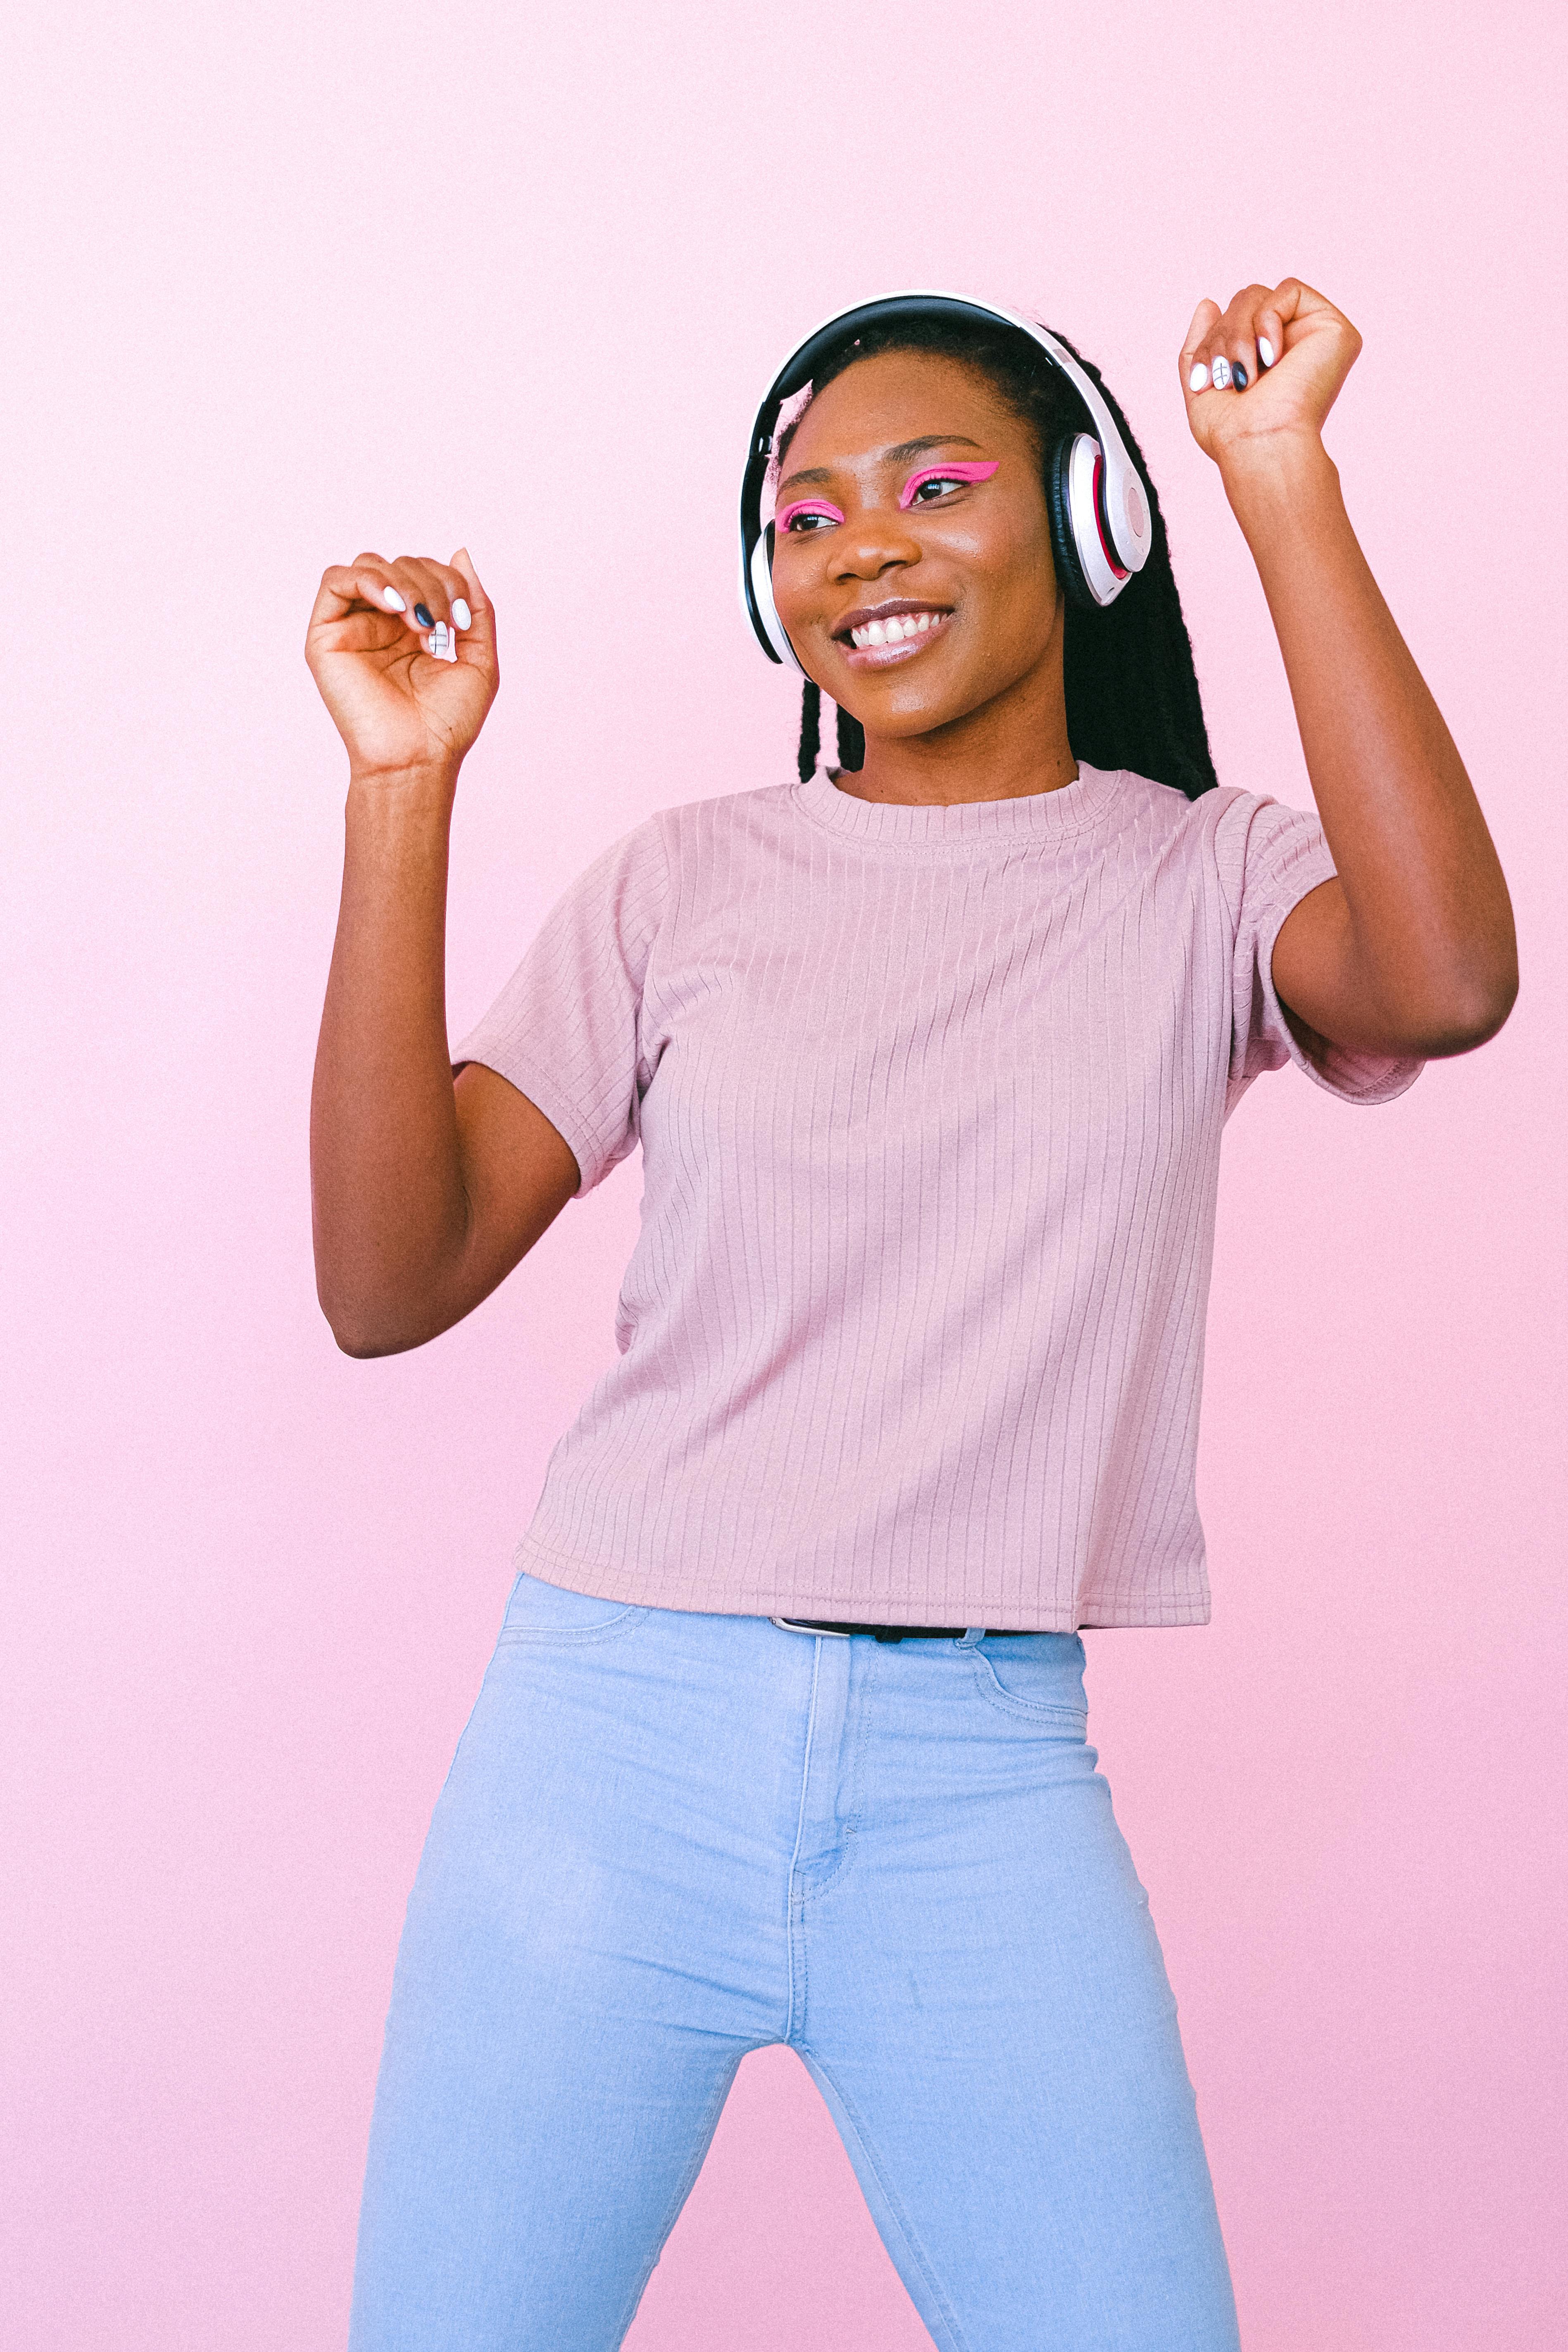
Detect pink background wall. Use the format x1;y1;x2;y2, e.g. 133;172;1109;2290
5;4;1564;2345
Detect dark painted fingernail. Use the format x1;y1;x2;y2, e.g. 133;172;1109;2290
1232;362;1249;390
413;602;434;627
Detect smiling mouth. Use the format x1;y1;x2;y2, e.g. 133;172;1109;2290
835;601;952;665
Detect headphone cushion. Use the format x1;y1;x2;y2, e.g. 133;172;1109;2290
1046;434;1097;610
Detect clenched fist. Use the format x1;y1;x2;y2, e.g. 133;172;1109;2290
305;546;498;783
1180;278;1362;468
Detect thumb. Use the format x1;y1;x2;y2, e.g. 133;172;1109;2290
1180;298;1220;369
449;546;498;674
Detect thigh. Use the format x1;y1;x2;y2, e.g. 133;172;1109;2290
349;1578;785;2352
800;1643;1240;2352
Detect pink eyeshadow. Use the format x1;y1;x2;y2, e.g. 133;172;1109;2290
898;460;999;510
774;499;845;533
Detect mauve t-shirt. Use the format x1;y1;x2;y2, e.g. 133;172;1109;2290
454;764;1420;1629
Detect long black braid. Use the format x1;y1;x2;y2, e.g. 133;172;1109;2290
797;679;821;783
776;315;1216;800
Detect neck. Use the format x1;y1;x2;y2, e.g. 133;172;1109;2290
833;628;1078;809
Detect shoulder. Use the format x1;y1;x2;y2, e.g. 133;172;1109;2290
1090;768;1262;864
1109;770;1288;849
1111;774;1328;910
554;779;802;936
650;777;801;851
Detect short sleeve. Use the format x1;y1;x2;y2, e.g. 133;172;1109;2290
452;815;672;1195
1216;792;1423;1115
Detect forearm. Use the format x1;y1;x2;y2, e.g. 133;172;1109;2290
1225;437;1516;1052
310;764;471;1352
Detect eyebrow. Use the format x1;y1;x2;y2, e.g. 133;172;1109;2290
776;433;984;496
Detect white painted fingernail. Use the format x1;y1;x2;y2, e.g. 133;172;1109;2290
452;598;472;631
1259;337;1275;368
381;585;407;612
1211;355;1233;390
1188;362;1210;393
424;632;436;654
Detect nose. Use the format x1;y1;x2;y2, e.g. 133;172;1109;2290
829;507;922;583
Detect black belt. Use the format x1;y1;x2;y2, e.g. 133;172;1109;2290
773;1619;1033;1643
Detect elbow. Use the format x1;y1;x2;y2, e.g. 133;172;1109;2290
1408;962;1519;1059
316;1278;420;1360
1443;991;1517;1057
330;1319;406;1360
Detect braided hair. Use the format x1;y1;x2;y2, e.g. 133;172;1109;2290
778;315;1216;800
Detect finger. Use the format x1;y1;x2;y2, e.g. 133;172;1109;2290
1257;307;1285;370
1226;325;1257;393
416;556;479;633
350;551;447;636
1270;277;1327;325
1218;283;1274;393
395;557;475;664
395;556;455;632
353;551;443;626
449;548;496;670
1181;298;1221;393
310;557;412;630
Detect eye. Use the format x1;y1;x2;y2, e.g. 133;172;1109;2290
898;459;999;512
907;474;968;504
775;500;845;535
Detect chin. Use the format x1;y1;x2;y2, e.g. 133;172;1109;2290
857;678;990;736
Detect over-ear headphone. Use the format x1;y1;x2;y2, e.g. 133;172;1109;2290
740;291;1153;673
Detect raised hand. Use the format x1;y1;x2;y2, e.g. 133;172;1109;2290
305;546;498;782
1179;279;1362;467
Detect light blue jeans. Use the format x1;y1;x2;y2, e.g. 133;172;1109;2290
350;1573;1240;2351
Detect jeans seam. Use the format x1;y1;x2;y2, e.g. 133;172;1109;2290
799;2047;974;2352
496;1607;647;1648
794;1640;873;1904
967;1652;1088;1728
783;1638;824;2046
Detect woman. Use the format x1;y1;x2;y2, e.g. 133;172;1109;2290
308;279;1516;2352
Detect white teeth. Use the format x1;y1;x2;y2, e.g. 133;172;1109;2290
850;611;942;649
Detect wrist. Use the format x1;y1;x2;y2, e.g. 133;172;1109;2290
1218;427;1340;513
346;759;461;817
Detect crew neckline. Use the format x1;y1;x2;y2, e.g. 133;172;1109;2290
794;761;1123;850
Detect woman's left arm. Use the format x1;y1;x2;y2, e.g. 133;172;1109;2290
1182;279;1517;1059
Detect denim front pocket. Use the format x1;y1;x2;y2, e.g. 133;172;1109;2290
497;1569;648;1646
967;1633;1089;1729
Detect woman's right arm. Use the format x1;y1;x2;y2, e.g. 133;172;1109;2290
306;547;578;1358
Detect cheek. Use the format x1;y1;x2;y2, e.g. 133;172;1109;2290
768;550;819;628
985;514;1060;638
941;517;1059;645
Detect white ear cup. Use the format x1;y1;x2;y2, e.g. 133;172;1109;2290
1064;432;1129;609
749;526;802;672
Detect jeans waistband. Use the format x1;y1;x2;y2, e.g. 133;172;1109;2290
772;1618;1037;1643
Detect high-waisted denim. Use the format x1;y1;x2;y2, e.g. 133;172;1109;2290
349;1572;1240;2352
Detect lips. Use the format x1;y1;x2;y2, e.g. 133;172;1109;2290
833;598;952;667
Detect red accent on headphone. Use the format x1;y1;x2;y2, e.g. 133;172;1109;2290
1090;452;1129;582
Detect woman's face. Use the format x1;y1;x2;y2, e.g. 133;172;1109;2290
769;350;1062;741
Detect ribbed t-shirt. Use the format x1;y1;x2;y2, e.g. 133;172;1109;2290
454;764;1420;1629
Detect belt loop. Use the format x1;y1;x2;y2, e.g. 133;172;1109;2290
959;1626;985;1648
